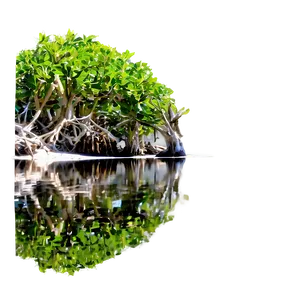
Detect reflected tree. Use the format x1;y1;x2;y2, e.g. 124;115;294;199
15;158;186;275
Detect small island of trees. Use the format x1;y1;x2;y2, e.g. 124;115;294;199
15;30;189;157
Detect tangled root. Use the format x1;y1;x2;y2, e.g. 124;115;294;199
15;116;119;157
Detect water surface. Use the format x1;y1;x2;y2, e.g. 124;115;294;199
14;158;187;274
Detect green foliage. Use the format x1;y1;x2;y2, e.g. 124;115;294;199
15;193;175;275
15;30;189;156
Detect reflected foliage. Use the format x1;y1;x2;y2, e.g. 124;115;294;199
15;159;186;275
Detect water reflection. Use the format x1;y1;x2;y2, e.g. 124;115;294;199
15;158;186;275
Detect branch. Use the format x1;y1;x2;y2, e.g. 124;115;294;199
138;120;169;138
21;128;51;150
170;108;188;123
161;111;174;136
70;114;91;121
54;74;68;106
46;109;52;121
113;119;131;128
15;132;34;157
65;94;76;120
149;98;161;110
89;119;119;142
168;104;175;121
73;96;82;107
25;82;57;129
17;102;30;123
34;94;40;111
33;80;46;110
149;99;174;136
176;124;184;138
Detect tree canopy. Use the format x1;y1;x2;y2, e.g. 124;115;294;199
15;30;189;157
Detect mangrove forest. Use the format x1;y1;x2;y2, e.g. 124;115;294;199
15;30;189;157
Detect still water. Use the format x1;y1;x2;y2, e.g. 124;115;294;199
14;158;188;275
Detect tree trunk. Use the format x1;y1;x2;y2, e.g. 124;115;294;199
156;135;186;157
119;121;140;156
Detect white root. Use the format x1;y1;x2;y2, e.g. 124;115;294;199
16;109;121;156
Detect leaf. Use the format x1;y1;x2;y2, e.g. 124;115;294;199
43;61;52;66
52;67;64;76
127;83;134;91
25;75;36;89
16;89;31;99
77;230;88;244
90;235;98;244
38;33;44;43
91;221;100;229
72;69;84;78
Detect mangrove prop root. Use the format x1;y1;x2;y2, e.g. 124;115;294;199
15;114;123;156
15;106;181;156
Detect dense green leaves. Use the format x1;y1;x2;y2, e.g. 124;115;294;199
15;30;189;156
16;30;184;118
16;213;173;275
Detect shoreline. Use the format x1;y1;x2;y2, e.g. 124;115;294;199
14;149;189;163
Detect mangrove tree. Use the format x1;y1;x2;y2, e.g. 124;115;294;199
15;30;189;157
